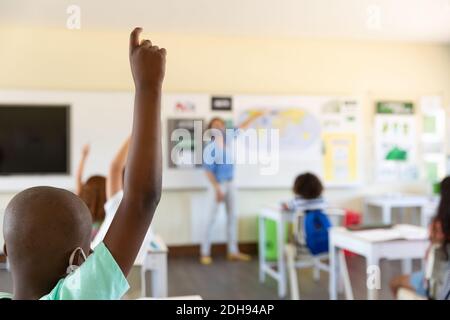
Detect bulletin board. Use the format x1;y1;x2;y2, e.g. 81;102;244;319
163;94;363;189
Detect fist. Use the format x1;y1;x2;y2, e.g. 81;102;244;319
129;27;166;90
81;144;90;157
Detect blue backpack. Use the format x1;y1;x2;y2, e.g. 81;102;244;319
303;209;332;255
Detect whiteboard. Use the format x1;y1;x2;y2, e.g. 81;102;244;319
0;90;362;191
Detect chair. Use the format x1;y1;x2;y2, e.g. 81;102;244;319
285;207;353;300
396;244;449;300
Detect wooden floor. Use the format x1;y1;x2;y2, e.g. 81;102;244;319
0;254;418;299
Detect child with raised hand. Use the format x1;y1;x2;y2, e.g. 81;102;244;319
0;27;166;300
75;144;107;240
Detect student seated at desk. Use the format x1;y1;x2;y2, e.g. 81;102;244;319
390;176;450;300
0;28;165;300
282;172;327;212
282;173;331;255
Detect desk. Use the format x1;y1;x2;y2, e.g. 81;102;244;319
363;194;437;227
139;235;168;298
329;225;429;300
258;206;344;298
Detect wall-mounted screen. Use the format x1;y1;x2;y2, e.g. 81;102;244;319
0;104;70;175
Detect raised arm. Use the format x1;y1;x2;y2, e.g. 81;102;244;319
106;137;130;200
75;144;90;195
103;28;166;275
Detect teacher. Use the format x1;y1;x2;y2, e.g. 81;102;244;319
200;114;262;265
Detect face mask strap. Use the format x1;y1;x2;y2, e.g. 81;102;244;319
66;247;87;275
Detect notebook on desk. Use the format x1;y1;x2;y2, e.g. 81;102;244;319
349;224;428;242
346;223;393;231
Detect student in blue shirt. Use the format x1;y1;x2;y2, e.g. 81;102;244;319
200;114;262;265
1;28;165;299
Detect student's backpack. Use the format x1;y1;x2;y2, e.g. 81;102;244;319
303;209;332;255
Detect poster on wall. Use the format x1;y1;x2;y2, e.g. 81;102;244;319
323;133;358;185
321;99;360;186
421;96;446;183
163;94;209;117
374;101;418;181
321;99;359;132
233;95;325;188
232;95;362;188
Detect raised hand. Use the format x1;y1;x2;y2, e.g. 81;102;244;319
129;27;166;91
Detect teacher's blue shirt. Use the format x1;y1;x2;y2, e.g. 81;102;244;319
203;129;239;183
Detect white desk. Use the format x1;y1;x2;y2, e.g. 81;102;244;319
139;235;168;298
329;225;429;300
258;206;344;298
363;194;437;227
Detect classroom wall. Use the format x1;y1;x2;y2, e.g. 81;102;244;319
0;26;449;245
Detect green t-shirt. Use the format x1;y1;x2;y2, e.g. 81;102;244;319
1;242;129;300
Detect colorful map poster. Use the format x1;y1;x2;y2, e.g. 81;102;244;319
237;108;321;152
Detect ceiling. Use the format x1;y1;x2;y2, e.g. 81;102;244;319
0;0;449;43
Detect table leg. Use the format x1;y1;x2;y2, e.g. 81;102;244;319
258;215;266;283
401;259;413;274
141;265;147;297
420;205;428;227
398;207;405;224
339;251;354;300
277;217;287;298
151;254;168;298
366;255;380;300
382;205;391;225
329;243;339;300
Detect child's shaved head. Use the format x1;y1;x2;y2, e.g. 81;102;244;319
3;187;92;299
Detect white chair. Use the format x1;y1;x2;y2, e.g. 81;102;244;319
285;207;353;300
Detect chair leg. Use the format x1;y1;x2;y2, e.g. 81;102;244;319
285;244;300;300
339;251;354;300
313;258;320;281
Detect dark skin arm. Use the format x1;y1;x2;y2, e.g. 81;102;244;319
103;27;166;276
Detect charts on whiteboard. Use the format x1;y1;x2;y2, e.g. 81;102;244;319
321;99;361;187
374;101;418;182
420;96;446;183
233;95;361;188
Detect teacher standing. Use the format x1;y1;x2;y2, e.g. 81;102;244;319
200;114;263;265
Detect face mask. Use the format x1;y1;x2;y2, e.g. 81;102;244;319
66;247;87;275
